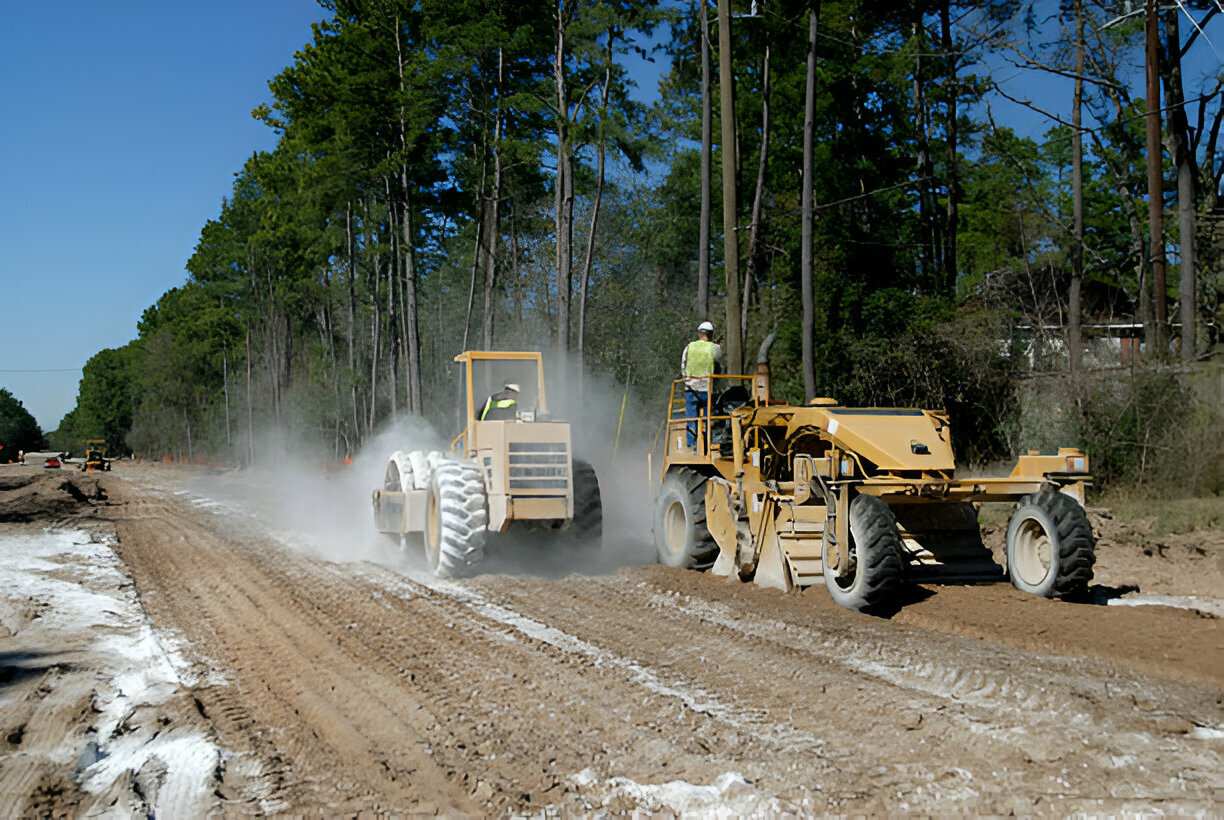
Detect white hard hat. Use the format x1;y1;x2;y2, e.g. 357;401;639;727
698;321;714;333
504;383;521;392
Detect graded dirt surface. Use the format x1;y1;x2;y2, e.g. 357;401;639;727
1;462;1221;815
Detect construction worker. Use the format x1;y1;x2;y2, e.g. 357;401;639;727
480;383;520;421
681;321;726;449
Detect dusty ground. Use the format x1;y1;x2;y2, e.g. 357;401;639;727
0;461;1221;816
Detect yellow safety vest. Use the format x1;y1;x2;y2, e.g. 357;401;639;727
684;340;715;377
481;397;516;420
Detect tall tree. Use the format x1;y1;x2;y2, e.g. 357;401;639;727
698;0;712;322
717;0;741;372
0;388;46;458
802;4;818;401
1069;0;1085;372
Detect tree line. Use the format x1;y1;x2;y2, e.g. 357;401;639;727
50;0;1222;480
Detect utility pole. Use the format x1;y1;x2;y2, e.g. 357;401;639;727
717;0;742;372
801;6;818;400
1144;0;1166;353
698;0;712;323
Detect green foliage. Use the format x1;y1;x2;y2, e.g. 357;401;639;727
50;0;1223;485
56;345;141;456
1073;368;1224;496
805;303;1022;467
0;388;46;459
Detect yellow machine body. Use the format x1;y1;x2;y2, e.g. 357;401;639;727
654;372;1092;596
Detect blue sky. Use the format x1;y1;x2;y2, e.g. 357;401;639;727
1;1;328;431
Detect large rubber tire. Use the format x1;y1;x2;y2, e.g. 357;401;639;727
425;459;488;578
570;459;603;548
1006;491;1095;598
654;468;718;570
823;494;905;613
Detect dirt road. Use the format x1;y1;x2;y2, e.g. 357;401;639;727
1;463;1221;815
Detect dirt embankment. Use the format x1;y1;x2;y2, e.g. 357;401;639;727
1;465;1221;816
0;469;107;524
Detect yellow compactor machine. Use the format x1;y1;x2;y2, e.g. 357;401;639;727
653;339;1095;612
372;351;601;577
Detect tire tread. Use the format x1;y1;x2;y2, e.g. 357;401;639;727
431;459;488;578
1022;491;1095;597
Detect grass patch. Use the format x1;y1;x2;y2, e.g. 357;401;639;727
975;494;1223;538
1092;491;1224;536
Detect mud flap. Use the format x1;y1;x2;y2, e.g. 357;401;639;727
706;479;740;578
752;521;793;592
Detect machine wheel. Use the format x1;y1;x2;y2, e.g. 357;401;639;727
425;459;488;578
1006;491;1095;598
570;459;603;548
654;468;718;570
823;494;904;613
409;450;442;489
385;451;413;491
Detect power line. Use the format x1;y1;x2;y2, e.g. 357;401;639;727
0;368;81;373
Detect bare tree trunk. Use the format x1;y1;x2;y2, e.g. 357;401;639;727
1144;0;1167;353
801;5;819;401
741;42;770;349
346;200;359;435
698;0;712;322
482;48;505;350
1069;0;1084;373
939;1;958;295
369;245;381;435
1162;8;1197;362
511;202;523;327
578;37;613;371
463;150;488;352
388;184;409;409
393;20;423;411
266;269;282;425
912;13;936;284
717;0;742;372
554;1;574;355
387;226;398;417
245;325;254;466
399;190;423;412
319;262;341;451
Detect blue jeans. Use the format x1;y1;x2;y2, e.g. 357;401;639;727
685;389;707;448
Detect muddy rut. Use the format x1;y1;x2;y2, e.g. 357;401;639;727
3;466;1222;814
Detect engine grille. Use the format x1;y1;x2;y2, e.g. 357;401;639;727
506;441;569;492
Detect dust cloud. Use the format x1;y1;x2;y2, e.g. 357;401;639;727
179;416;446;570
176;353;666;579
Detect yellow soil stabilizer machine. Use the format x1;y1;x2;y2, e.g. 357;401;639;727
371;351;601;578
652;338;1095;613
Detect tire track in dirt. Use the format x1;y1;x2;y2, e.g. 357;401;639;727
104;491;479;815
100;470;1223;815
455;570;1223;812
